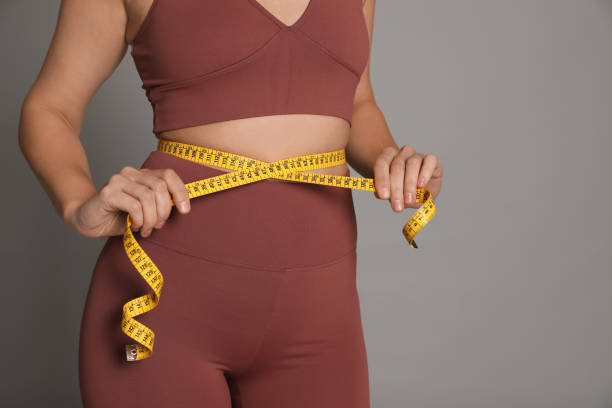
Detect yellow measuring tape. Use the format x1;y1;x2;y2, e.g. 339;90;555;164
122;139;436;361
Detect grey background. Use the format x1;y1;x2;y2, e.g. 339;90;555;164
1;0;611;407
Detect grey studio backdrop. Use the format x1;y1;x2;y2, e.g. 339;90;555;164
1;0;611;407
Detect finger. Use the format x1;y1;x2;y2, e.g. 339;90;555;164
143;173;172;228
122;181;158;237
390;146;415;212
417;154;439;188
157;168;191;214
125;169;173;229
403;153;423;206
99;183;144;231
373;146;399;200
117;194;145;232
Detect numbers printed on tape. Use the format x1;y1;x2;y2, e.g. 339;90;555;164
121;139;436;361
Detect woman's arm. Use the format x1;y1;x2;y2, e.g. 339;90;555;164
18;0;129;224
347;0;397;179
18;0;192;238
347;0;443;212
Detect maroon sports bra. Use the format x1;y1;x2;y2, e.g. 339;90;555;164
129;0;370;135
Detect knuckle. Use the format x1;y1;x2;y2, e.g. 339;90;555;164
389;177;402;188
372;159;389;173
386;149;398;158
99;185;113;200
374;156;388;168
120;165;135;175
390;158;405;170
108;173;123;185
146;213;159;227
152;178;167;192
162;168;178;180
406;155;420;165
143;189;155;201
129;202;142;216
160;210;171;222
142;218;154;229
135;184;152;198
391;178;403;189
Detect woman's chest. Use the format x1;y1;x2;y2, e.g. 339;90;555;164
128;0;370;85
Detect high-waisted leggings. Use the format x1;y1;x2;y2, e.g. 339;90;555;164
78;149;370;407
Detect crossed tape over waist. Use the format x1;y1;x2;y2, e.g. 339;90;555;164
121;138;436;362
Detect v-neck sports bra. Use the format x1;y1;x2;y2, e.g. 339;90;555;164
129;0;370;135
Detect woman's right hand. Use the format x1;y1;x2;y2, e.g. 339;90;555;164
63;166;191;238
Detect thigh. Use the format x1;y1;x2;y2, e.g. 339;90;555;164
231;249;371;408
78;235;233;408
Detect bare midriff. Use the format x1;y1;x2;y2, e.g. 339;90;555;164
157;114;351;182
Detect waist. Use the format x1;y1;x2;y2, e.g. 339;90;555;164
154;115;351;178
134;144;358;270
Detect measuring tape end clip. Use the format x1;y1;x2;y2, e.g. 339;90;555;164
125;343;151;362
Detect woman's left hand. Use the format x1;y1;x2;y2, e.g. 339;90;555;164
373;145;443;212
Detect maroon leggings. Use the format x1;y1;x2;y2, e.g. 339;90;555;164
78;149;370;407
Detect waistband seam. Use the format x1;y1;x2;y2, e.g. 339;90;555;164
141;237;356;273
284;245;357;272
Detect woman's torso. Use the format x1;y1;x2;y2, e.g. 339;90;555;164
123;0;368;178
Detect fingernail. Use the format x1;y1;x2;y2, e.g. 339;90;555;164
393;199;403;211
179;202;188;212
141;229;150;237
380;188;389;198
418;178;425;187
155;221;165;229
406;192;413;204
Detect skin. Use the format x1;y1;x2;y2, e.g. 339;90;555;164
18;0;443;239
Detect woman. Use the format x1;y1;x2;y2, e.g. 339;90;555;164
18;0;443;406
